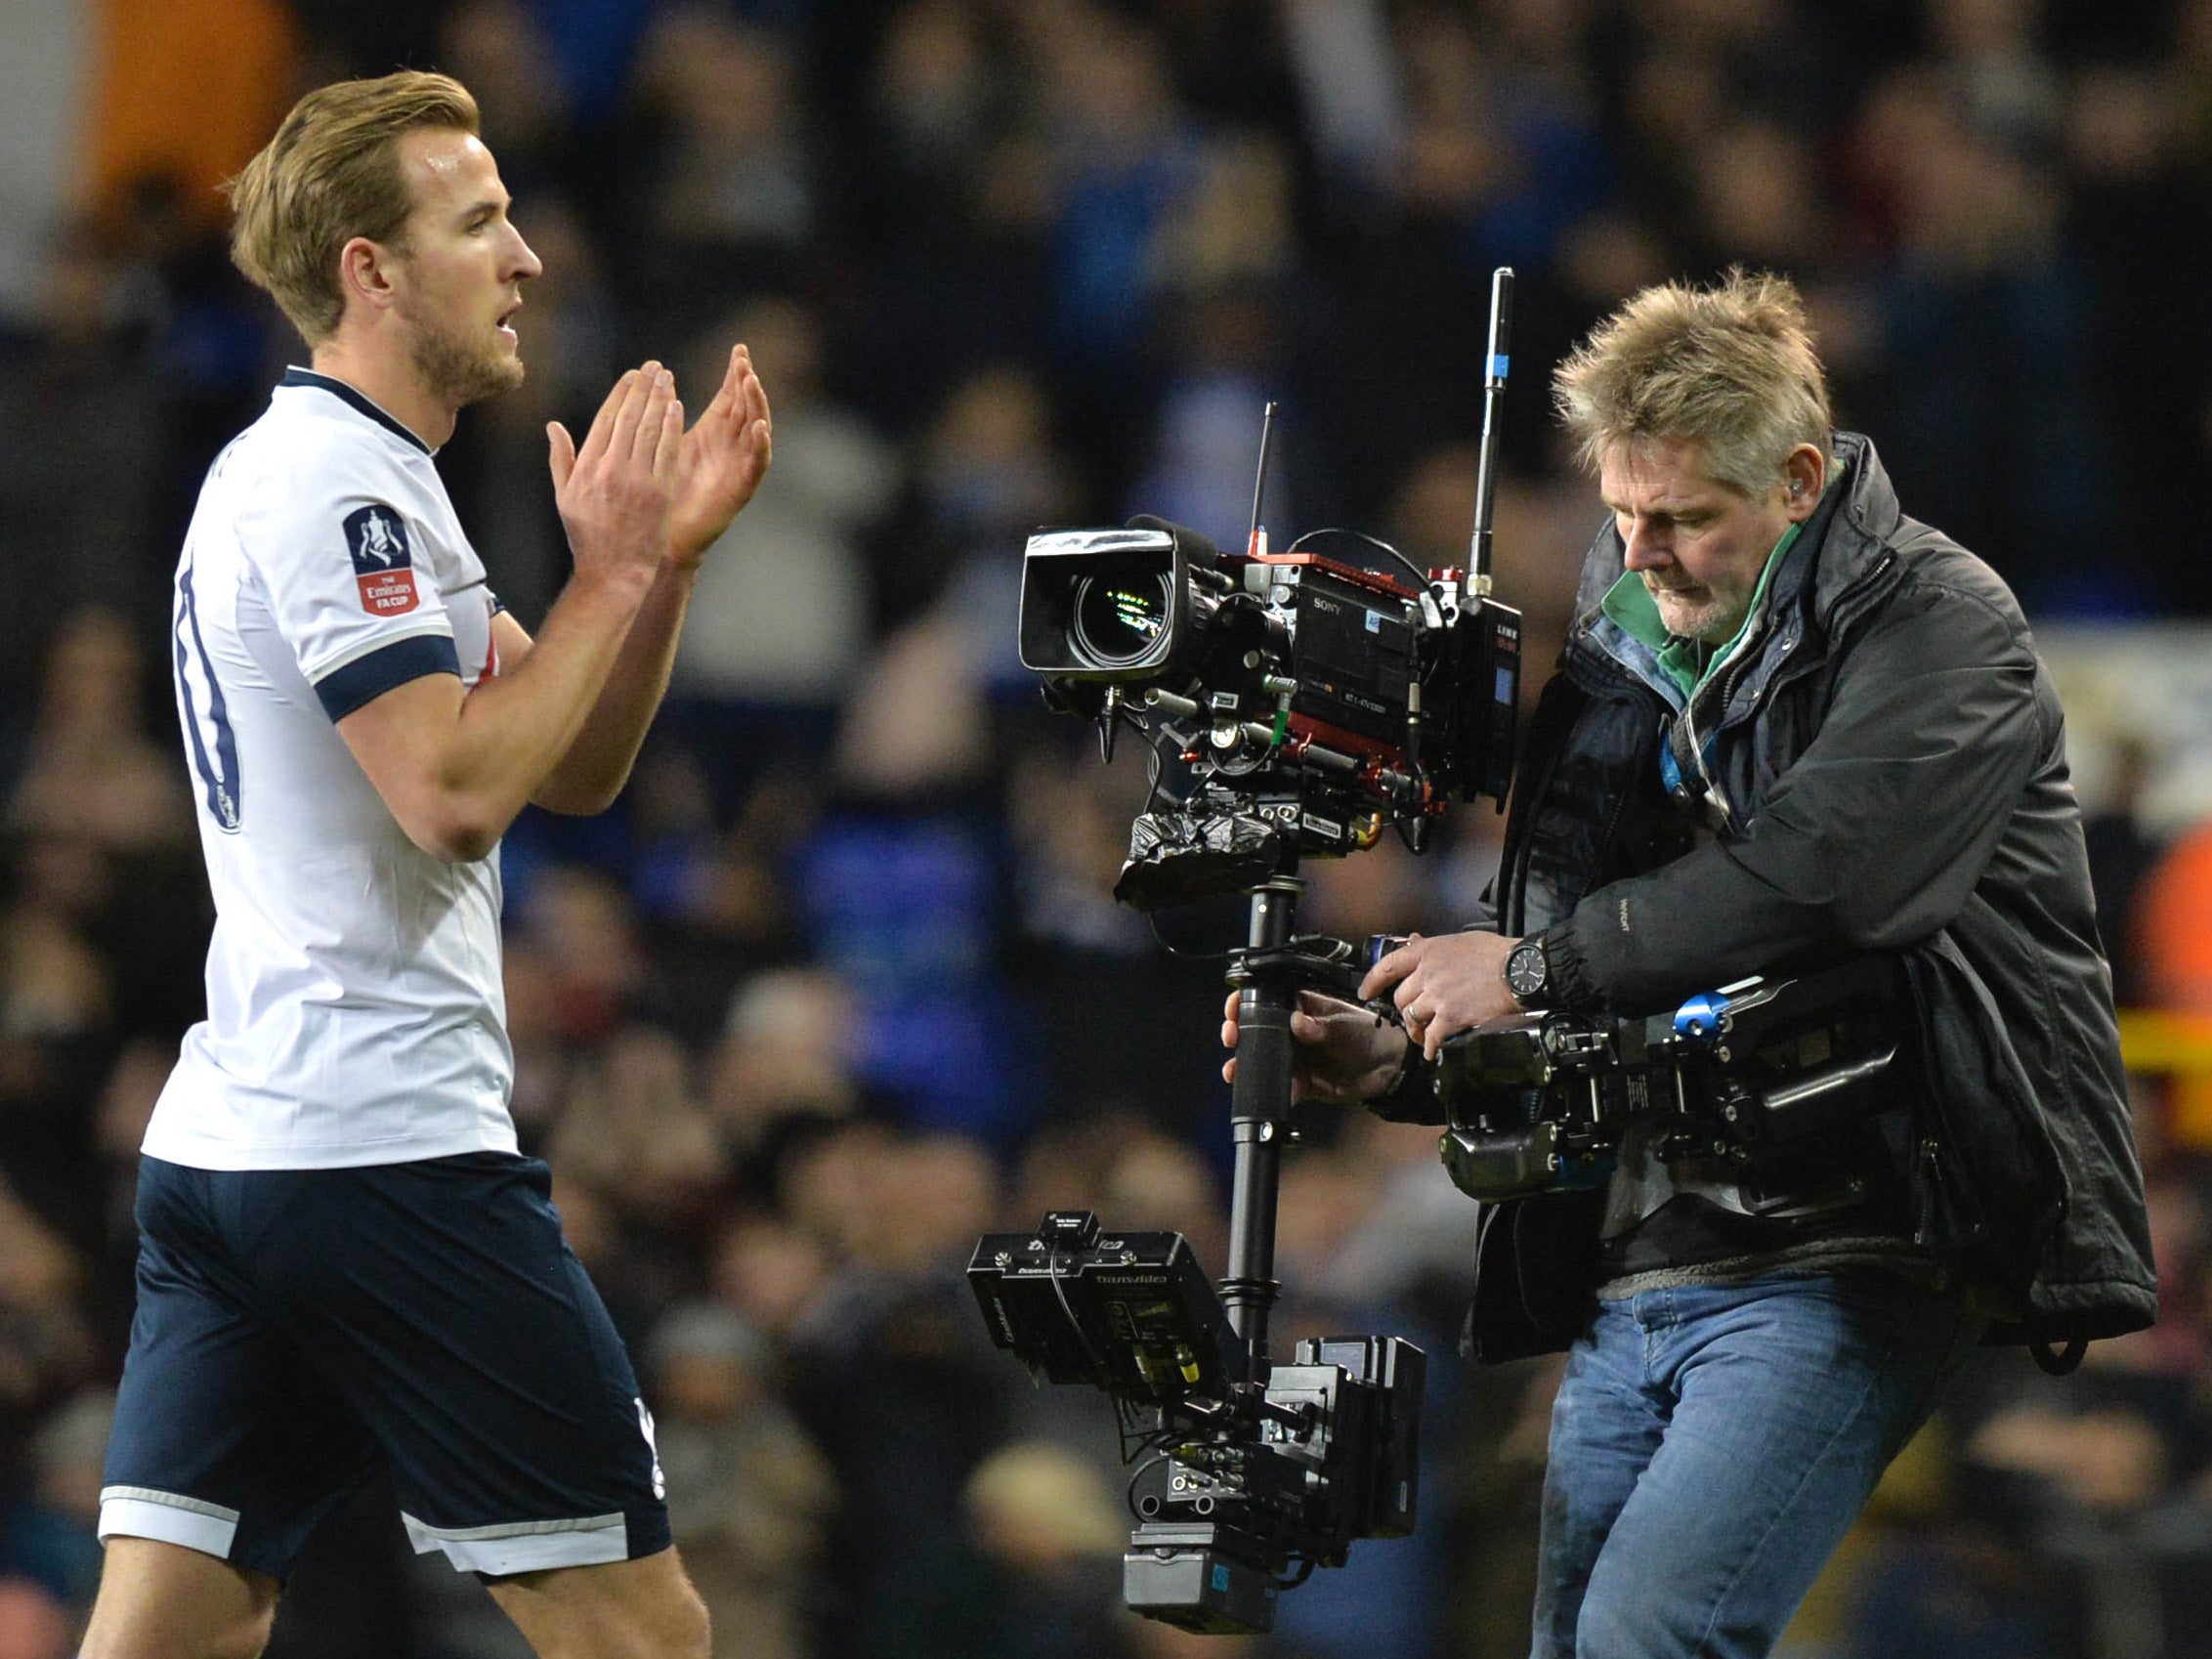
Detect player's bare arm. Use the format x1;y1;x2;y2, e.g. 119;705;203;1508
337;364;682;860
519;339;774;813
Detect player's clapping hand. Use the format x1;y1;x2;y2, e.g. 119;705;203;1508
1220;989;1409;1103
666;343;773;568
547;363;684;588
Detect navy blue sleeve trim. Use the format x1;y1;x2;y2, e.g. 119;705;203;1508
313;634;461;722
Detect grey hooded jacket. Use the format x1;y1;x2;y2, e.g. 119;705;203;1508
1469;432;2155;1359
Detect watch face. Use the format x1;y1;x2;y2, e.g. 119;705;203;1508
1507;941;1547;1000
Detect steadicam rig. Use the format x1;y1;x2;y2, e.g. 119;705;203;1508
971;270;1526;1633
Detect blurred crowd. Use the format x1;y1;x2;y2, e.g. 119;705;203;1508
2;1;2212;1656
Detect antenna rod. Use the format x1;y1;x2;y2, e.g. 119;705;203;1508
1247;400;1279;557
1469;268;1513;596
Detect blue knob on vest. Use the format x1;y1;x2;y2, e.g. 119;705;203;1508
1673;991;1730;1045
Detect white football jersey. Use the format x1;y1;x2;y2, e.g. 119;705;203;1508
145;369;518;1170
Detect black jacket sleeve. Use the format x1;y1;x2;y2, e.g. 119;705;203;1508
1547;572;2049;1015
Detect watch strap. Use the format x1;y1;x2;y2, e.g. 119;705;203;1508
1534;922;1601;1014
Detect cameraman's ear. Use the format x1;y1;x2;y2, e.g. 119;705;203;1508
1127;513;1223;570
1781;446;1826;522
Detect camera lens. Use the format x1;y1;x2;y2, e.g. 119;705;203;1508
1072;569;1172;670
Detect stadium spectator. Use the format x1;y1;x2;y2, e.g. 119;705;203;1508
644;1299;833;1659
668;296;895;720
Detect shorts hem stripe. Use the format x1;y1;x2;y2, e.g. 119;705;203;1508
99;1492;239;1559
101;1485;241;1524
401;1510;630;1574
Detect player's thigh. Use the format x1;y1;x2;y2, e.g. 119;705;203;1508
101;1158;383;1583
486;1546;709;1659
81;1538;280;1659
1574;1273;1978;1659
257;1155;669;1576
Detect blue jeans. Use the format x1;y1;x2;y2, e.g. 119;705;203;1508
1531;1270;1981;1659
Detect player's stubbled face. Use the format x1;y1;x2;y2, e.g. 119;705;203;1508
389;128;542;408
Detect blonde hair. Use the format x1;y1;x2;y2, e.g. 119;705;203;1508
227;71;480;345
1552;268;1834;496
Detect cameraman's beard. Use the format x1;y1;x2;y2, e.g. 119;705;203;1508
403;307;524;409
1647;581;1748;645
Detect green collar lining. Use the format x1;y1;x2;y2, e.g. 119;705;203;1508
1600;514;1807;699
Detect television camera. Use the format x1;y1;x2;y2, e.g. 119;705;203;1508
968;270;1524;1634
1013;298;1523;914
1015;512;1520;911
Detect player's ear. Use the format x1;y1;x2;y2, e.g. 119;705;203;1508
337;235;401;318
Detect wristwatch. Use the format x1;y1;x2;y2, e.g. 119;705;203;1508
1504;936;1550;1004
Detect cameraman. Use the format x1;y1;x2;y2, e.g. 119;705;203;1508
1224;271;2154;1658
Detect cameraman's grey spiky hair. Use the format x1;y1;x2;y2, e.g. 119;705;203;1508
1553;268;1835;495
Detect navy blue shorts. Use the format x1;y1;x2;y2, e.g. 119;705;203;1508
100;1153;671;1579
